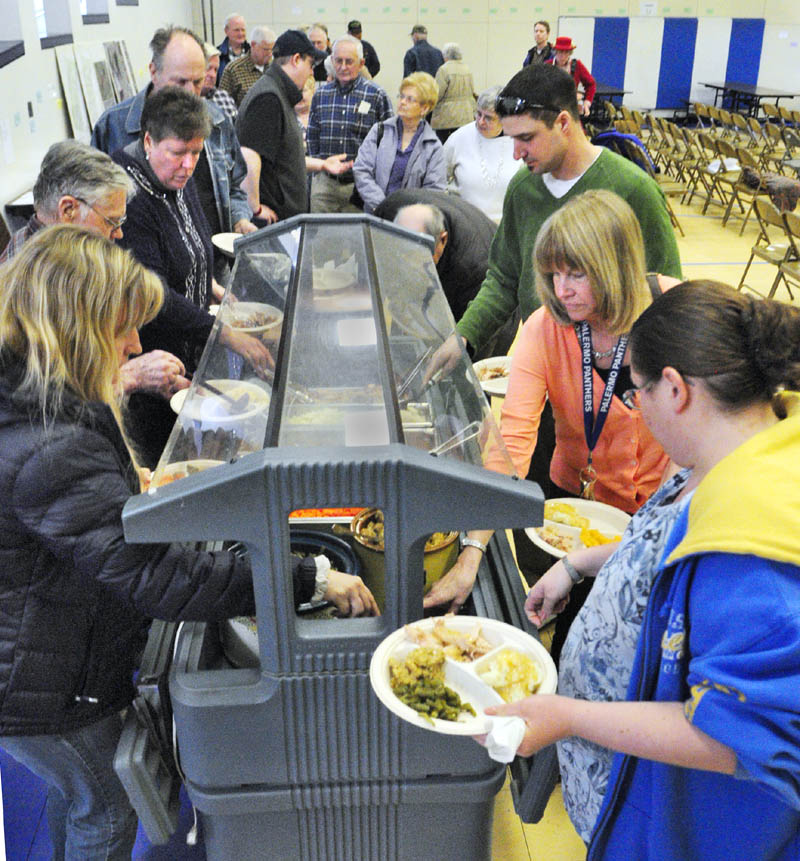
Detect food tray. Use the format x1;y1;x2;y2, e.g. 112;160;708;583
525;497;631;558
369;616;556;736
472;356;511;398
216;301;283;335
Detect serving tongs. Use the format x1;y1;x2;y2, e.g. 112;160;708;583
430;420;482;457
397;346;435;400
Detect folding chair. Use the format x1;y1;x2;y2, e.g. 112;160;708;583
620;138;685;236
697;132;735;215
762;103;781;125
721;146;769;233
693;102;711;129
676;128;712;205
778;210;800;300
737;198;794;298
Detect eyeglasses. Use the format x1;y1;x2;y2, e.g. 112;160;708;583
397;92;420;104
74;196;127;231
474;110;499;123
621;380;656;410
495;96;562;117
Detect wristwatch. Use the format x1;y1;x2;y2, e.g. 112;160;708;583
460;533;487;554
561;556;584;585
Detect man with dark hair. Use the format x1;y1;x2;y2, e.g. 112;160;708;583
347;20;380;78
403;25;444;77
374;189;518;360
91;26;256;243
237;29;353;221
217;13;249;83
523;20;553;66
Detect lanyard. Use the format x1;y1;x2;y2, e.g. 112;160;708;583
577;322;628;496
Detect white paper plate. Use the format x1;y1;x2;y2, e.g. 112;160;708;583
170;378;271;420
472;356;511;397
216;301;284;335
312;268;355;292
369;616;556;735
211;232;240;256
525;497;631;558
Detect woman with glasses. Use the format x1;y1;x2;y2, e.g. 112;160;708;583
352;72;446;214
113;86;270;466
489;280;800;858
442;85;518;222
425;191;679;625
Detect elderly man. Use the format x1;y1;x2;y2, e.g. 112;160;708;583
220;26;276;106
1;140;187;401
523;20;553;66
216;13;249;83
403;25;444;77
237;29;352;222
202;43;237;122
306;34;392;213
375;189;518;360
92;26;256;252
347;20;380;78
308;23;331;83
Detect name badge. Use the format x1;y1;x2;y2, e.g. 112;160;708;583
357;100;371;114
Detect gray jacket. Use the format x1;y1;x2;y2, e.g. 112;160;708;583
91;85;251;231
352;116;446;214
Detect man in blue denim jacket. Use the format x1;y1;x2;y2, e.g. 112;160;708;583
92;26;255;241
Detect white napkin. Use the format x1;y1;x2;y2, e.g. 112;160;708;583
483;715;526;763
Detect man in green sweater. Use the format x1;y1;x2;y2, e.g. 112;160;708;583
431;62;681;368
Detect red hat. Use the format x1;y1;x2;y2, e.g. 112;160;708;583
553;36;576;51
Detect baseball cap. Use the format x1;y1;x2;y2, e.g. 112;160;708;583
347;20;362;33
273;29;327;63
411;25;427;35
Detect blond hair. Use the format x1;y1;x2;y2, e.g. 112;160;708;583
534;189;650;335
401;71;439;112
0;224;163;428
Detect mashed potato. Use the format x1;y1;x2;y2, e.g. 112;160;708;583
476;648;543;703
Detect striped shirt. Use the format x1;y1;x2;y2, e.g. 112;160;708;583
307;76;392;163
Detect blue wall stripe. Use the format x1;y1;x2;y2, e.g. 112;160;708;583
591;18;629;90
656;18;698;108
725;18;764;84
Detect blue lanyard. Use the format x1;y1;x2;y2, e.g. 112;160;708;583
577;322;628;458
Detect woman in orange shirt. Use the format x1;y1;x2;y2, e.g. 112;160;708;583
426;190;680;630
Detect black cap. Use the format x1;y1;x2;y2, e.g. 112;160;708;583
411;24;427;35
273;29;327;63
347;20;362;33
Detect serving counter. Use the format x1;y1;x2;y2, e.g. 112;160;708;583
117;215;549;859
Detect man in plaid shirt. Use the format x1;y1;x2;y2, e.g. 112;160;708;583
307;34;392;212
220;26;276;106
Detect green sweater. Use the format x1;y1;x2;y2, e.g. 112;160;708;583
456;149;682;353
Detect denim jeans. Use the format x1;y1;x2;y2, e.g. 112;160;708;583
1;713;138;860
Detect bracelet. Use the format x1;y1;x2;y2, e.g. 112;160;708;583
460;533;487;554
561;556;584;585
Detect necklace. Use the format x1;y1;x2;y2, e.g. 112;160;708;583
477;132;504;189
592;345;616;359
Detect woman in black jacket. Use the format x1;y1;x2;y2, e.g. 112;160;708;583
0;225;377;860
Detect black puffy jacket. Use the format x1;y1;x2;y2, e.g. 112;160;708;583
0;355;312;736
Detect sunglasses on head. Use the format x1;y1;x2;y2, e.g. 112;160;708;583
495;96;563;117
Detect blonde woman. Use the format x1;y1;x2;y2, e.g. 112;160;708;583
427;191;679;649
353;71;446;213
0;226;377;860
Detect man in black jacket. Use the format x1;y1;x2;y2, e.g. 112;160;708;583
403;25;444;77
375;189;519;359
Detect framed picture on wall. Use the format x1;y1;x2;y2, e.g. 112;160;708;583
104;40;136;101
55;44;92;143
73;41;115;127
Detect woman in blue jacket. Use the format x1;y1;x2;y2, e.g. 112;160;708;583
353;71;446;214
487;280;800;859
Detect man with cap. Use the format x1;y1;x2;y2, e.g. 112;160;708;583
237;29;353;221
306;34;393;213
220;25;276;106
547;36;595;116
522;20;553;66
347;20;380;78
403;25;444;78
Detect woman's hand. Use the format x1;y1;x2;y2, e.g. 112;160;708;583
481;695;572;757
234;218;258;235
119;350;189;398
525;560;575;626
423;547;482;612
219;325;274;374
324;570;380;617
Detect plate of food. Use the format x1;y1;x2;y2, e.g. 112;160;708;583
472;356;511;397
526;498;630;558
215;301;283;335
169;378;271;423
369;615;556;735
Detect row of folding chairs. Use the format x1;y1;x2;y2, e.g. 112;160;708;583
738;197;800;300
